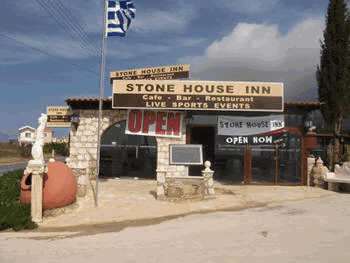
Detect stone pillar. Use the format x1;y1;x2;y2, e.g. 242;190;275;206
24;160;48;224
155;113;187;200
156;169;167;200
202;160;215;195
307;157;316;186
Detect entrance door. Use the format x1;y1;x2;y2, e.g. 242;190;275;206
190;126;215;176
99;121;157;178
249;145;276;184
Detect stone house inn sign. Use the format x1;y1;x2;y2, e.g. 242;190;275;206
112;80;284;111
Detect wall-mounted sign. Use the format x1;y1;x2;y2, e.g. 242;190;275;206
113;80;283;112
125;109;183;138
110;64;190;84
169;144;203;165
218;115;285;136
46;106;72;127
218;133;285;145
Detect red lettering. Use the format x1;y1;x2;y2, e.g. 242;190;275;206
142;111;156;133
156;112;166;135
167;112;181;135
128;110;142;133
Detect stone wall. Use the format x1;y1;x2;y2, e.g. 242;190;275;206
68;109;127;196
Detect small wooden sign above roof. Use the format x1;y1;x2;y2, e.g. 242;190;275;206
109;64;190;84
46;106;72;128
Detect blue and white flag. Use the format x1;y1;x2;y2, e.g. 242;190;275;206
106;1;136;37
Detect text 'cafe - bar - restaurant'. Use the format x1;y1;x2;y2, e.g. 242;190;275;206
63;66;325;186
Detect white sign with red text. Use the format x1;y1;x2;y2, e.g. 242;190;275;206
126;109;183;138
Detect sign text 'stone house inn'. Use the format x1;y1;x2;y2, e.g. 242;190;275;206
112;80;284;111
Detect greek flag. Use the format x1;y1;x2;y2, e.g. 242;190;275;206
106;1;136;37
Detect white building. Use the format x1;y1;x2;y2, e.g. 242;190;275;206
52;136;69;144
18;126;55;146
18;126;36;146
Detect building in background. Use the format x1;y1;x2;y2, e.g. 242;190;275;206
18;126;36;146
52;136;69;144
43;127;54;144
18;126;56;146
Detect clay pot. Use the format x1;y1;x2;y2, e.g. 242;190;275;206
20;162;77;210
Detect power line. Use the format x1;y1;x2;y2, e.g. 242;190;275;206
35;0;96;57
35;0;100;57
50;0;100;55
54;0;100;53
0;33;100;78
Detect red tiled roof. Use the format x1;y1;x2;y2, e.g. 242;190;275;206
65;98;112;102
284;101;325;106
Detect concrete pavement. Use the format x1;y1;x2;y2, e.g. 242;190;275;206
1;188;349;263
18;178;339;231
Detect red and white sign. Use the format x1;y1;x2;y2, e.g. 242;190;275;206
126;109;183;138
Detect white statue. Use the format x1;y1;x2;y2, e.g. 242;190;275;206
31;113;47;161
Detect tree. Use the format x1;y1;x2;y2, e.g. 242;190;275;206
316;0;350;171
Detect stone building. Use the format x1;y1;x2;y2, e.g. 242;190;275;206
64;97;326;199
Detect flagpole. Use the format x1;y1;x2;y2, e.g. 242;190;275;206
95;0;108;207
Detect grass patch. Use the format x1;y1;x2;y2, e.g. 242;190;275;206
0;169;39;231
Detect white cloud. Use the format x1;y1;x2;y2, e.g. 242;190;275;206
132;9;192;34
83;6;193;35
225;0;279;14
137;43;173;53
180;17;325;72
177;38;206;47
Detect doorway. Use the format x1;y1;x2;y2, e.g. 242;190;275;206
99;120;157;179
189;126;215;176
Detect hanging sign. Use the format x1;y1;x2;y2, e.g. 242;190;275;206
112;80;283;111
218;115;285;136
110;64;190;83
125;109;183;138
46;106;72;127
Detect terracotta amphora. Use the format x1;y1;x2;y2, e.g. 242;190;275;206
20;162;77;210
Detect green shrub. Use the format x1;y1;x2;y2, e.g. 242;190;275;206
0;169;38;231
18;144;32;158
43;143;68;156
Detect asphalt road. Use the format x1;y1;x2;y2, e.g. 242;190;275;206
1;194;350;263
0;158;66;176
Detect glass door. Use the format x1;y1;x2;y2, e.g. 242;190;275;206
277;133;301;184
214;144;245;183
248;132;302;184
250;145;276;184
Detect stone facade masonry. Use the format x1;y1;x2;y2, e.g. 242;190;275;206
67;109;190;199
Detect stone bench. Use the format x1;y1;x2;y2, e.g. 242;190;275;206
323;162;350;191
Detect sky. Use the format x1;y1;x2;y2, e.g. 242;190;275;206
0;0;331;141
